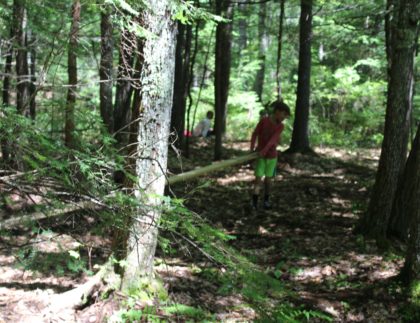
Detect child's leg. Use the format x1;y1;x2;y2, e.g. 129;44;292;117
264;177;271;200
254;176;263;195
263;158;277;208
252;158;266;209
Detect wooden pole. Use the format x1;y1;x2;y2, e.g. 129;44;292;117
167;152;258;185
0;153;258;229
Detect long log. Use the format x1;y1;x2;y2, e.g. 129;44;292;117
0;201;97;230
0;153;258;229
167;152;258;185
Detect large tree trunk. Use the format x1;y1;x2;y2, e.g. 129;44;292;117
120;0;176;290
99;6;114;133
389;123;420;241
399;124;420;285
113;29;136;145
14;0;30;116
358;0;419;242
64;0;81;148
253;2;268;102
171;22;192;148
276;0;286;100
214;0;233;161
288;0;313;154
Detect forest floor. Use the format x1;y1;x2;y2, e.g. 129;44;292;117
0;139;415;322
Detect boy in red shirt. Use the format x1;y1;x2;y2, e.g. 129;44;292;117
250;100;290;210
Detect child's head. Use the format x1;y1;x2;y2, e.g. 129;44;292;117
270;100;291;123
206;111;214;120
259;109;268;119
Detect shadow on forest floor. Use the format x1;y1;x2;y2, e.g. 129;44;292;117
163;140;412;321
0;139;415;322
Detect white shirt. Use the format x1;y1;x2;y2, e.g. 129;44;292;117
193;118;211;137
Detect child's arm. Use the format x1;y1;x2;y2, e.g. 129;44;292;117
260;125;284;156
250;121;262;151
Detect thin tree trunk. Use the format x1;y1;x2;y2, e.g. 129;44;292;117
237;3;248;53
14;0;30;116
113;29;136;146
288;0;313;154
214;0;233;161
254;2;268;102
276;0;286;100
384;0;395;77
185;23;201;158
64;0;81;148
1;31;13;163
99;6;114;133
28;30;36;120
399;124;420;285
358;0;419;243
120;0;177;290
171;22;192;148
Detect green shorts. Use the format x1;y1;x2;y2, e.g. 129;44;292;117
255;158;277;178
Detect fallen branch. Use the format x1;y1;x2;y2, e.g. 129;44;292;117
0;200;98;230
167;152;258;185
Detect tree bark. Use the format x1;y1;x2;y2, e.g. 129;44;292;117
171;22;192;148
13;0;30;116
120;0;176;290
237;3;248;53
1;30;13;163
254;2;268;102
389;122;420;241
28;30;36;120
186;23;208;158
214;0;233;161
65;0;81;148
288;0;313;154
399;124;420;285
276;0;286;100
99;5;114;133
358;0;419;242
113;28;136;146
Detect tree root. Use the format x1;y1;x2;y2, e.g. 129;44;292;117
42;259;120;317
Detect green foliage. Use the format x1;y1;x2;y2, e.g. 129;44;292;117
163;304;215;321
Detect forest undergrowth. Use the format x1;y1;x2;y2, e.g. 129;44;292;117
0;140;416;322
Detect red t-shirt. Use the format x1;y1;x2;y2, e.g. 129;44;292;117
251;117;284;158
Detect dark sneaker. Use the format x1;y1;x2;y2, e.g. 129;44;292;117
251;195;259;211
251;201;258;211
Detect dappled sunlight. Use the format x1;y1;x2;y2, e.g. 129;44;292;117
168;142;407;321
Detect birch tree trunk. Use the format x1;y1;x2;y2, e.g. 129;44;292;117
121;0;177;290
65;0;81;148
